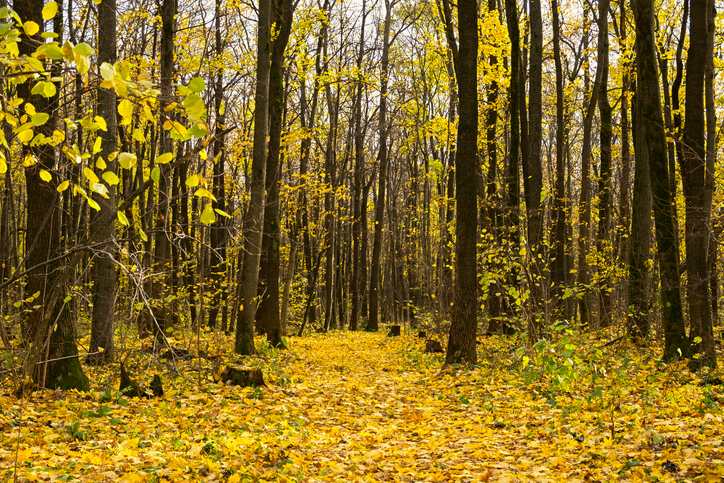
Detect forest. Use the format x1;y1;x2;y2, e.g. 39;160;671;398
1;0;724;480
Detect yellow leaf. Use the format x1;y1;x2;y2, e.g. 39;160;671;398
117;211;129;226
157;152;173;164
102;170;119;186
42;2;58;20
227;474;241;483
57;180;69;192
39;169;52;182
186;174;200;187
83;166;99;184
24;21;40;36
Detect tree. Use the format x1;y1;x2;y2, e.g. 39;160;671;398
236;0;273;355
368;0;395;332
16;0;89;390
632;0;690;360
256;0;295;346
89;0;119;363
441;0;478;365
682;0;717;367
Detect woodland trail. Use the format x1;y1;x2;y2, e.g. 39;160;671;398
1;330;723;482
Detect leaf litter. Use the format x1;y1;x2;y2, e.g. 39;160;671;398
1;330;724;482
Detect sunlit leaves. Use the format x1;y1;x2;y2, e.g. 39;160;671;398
83;167;99;184
31;112;49;126
156;152;173;164
117;211;130;226
102;171;119;186
42;2;59;19
200;204;216;224
23;21;39;36
100;62;115;81
118;99;133;125
188;77;205;93
39;169;52;182
186;174;200;187
118;152;137;169
57;180;69;192
72;42;93;57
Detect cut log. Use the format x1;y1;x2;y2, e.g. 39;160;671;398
388;325;401;336
424;339;444;354
221;366;266;387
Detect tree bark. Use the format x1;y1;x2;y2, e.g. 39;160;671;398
89;0;118;363
256;0;294;347
236;0;272;355
632;0;690;360
16;0;89;390
368;0;395;332
443;0;478;365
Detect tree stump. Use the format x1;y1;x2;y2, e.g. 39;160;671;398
424;339;444;354
149;374;164;397
388;325;401;336
417;330;427;339
221;366;266;387
119;363;143;398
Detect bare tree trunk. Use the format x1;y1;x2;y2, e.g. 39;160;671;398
235;0;272;355
89;0;118;363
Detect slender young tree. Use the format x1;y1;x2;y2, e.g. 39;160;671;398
368;0;395;332
89;0;119;363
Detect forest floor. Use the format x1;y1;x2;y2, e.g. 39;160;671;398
1;328;724;482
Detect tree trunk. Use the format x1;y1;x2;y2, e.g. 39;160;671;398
16;0;88;390
235;0;272;355
443;0;478;365
632;0;690;360
368;0;394;332
255;0;294;347
89;0;118;363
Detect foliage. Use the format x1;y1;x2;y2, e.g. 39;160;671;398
1;331;724;481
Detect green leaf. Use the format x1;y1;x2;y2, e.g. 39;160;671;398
189;124;207;139
188;77;205;93
73;42;93;57
42;82;57;98
151;166;160;184
200;204;216;224
31;113;49;126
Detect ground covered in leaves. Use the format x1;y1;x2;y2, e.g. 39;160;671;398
2;329;724;482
